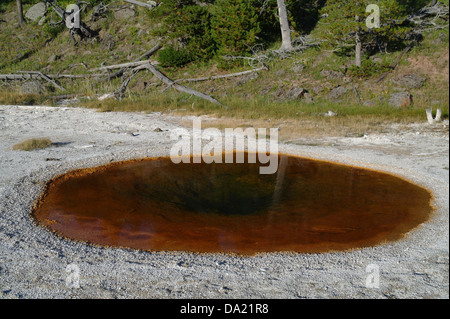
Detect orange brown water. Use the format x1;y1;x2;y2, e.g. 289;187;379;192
32;153;434;255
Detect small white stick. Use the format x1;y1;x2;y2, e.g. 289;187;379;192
426;108;443;124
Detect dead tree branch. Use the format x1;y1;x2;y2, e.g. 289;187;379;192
52;73;103;79
222;38;321;69
145;63;225;107
90;60;155;72
174;66;268;84
114;63;225;107
123;0;158;10
114;68;143;99
0;74;42;81
375;40;416;83
0;73;103;80
160;66;267;93
146;63;225;107
16;71;66;91
136;43;163;61
99;43;162;83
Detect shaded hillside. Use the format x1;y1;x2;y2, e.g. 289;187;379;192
0;0;448;124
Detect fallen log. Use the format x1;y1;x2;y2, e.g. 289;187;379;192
123;0;157;10
143;63;225;108
176;66;267;84
48;94;80;100
114;63;226;108
99;43;162;83
0;73;41;80
90;59;155;72
0;73;103;80
51;73;104;79
4;71;67;91
375;40;416;83
18;71;66;92
136;43;163;62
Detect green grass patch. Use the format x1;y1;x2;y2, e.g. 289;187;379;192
80;92;443;123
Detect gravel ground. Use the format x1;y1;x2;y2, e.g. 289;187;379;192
0;105;448;299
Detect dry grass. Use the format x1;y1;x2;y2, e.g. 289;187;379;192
0;91;46;106
12;138;53;151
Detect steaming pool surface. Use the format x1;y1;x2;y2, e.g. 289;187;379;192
33;153;434;255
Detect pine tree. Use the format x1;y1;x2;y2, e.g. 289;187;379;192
156;0;216;65
211;0;261;57
317;0;424;67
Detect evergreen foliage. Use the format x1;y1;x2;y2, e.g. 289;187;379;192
157;45;192;67
153;0;216;64
317;0;429;54
211;0;261;57
135;0;433;68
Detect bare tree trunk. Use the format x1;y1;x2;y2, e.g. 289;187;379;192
355;15;362;67
277;0;293;51
17;0;25;26
355;31;362;67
